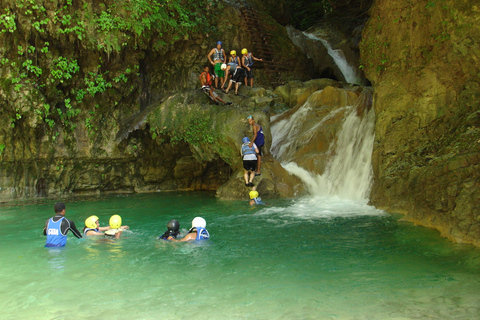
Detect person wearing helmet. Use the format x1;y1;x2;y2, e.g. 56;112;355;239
158;219;181;240
168;217;210;241
221;50;241;91
241;136;259;187
207;41;227;89
43;202;82;247
241;48;263;88
83;215;112;236
104;215;130;239
249;187;265;205
199;65;232;105
223;50;245;96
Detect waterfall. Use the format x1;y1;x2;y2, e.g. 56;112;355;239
271;91;375;201
303;32;365;86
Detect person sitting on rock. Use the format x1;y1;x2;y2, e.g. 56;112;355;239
241;48;263;87
241;136;259;187
199;65;232;105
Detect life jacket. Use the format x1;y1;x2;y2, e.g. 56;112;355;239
213;48;224;61
45;217;67;247
195;227;210;240
233;56;240;65
83;227;100;236
244;53;253;67
241;143;256;156
199;72;212;86
253;197;265;205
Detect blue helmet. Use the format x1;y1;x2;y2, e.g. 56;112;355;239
242;137;250;144
217;41;222;45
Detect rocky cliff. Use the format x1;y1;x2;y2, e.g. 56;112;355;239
0;0;309;201
361;0;480;245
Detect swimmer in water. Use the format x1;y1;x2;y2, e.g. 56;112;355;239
158;219;181;240
168;217;209;241
104;215;129;239
83;215;113;236
249;187;265;205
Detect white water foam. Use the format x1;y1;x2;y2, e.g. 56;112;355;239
304;32;365;86
272;98;375;202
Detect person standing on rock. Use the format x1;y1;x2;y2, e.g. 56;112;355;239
207;41;226;89
241;48;262;87
241;136;259;187
43;202;82;247
247;115;264;176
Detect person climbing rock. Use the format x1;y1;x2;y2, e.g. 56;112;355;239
241;136;259;187
247;115;264;175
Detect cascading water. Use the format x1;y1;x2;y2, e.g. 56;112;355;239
271;90;375;201
304;32;366;86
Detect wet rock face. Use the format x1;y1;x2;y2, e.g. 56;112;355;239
361;0;480;245
0;0;312;202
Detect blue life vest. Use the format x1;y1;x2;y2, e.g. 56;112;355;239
241;143;256;156
83;228;100;236
255;126;265;146
245;53;254;67
45;217;67;247
195;227;210;240
253;197;265;205
213;48;224;61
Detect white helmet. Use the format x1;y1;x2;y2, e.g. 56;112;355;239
221;63;227;70
191;217;206;229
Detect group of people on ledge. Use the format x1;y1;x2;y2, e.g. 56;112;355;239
200;41;263;104
43;202;209;247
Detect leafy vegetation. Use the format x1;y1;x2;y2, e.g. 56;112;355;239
0;0;218;146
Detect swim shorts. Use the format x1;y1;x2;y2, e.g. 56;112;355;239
245;68;254;79
214;63;225;78
243;160;257;171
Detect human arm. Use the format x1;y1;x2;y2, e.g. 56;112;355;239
207;49;215;65
249;124;259;147
200;73;207;86
252;54;263;62
64;219;83;238
98;226;111;231
168;232;196;241
114;230;123;239
43;219;48;235
85;230;104;236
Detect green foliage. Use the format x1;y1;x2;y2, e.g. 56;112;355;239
0;9;16;33
0;144;5;155
51;57;80;82
84;72;112;97
288;0;332;30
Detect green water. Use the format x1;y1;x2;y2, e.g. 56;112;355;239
1;192;479;320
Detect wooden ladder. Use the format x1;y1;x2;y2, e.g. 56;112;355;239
238;3;285;88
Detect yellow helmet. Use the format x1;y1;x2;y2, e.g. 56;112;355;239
85;215;99;229
230;50;236;56
109;215;122;229
249;190;259;199
241;48;248;55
